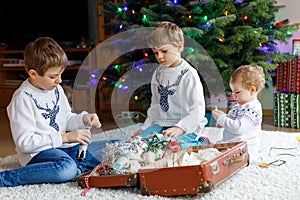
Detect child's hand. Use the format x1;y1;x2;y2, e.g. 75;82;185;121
82;113;101;128
62;129;92;145
131;129;143;137
212;108;225;121
216;124;222;128
162;126;184;137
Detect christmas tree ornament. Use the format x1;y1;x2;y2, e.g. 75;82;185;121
77;126;91;161
144;151;156;163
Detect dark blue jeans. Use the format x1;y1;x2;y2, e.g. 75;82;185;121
0;140;117;187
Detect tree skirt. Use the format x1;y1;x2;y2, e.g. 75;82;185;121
1;125;300;200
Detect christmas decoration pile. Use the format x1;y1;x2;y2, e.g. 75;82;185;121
90;133;181;175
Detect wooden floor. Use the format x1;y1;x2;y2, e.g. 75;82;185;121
0;112;299;158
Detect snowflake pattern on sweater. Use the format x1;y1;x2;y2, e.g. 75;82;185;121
227;104;261;126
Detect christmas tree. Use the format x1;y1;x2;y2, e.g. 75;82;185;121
98;0;299;107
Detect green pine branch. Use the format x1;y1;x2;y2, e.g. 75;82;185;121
98;0;300;94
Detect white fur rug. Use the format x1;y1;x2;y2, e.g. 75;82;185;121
1;124;300;200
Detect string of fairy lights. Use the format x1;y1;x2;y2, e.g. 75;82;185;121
112;0;293;44
96;0;295;102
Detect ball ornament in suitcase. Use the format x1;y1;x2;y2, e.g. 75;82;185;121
138;141;249;197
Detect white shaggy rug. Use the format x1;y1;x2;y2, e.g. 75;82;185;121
1;124;300;200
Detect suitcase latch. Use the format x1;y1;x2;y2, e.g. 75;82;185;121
210;162;220;175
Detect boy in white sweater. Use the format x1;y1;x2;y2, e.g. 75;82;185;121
212;65;265;163
1;37;113;187
133;21;209;149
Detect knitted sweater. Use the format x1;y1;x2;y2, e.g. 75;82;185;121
7;79;86;166
141;59;207;136
216;99;263;163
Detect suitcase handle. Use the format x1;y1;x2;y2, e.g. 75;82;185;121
223;147;247;166
230;153;246;164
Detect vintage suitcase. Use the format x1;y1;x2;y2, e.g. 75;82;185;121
138;141;249;197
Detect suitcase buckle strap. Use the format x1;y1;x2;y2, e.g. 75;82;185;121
223;146;247;166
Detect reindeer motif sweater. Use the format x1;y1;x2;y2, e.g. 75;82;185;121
7;79;86;166
141;59;208;136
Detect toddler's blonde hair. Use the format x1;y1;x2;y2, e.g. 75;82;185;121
230;65;265;91
148;21;184;47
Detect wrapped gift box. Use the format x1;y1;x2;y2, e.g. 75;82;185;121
276;56;300;94
274;92;300;128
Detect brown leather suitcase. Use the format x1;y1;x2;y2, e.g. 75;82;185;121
77;141;248;197
138;141;249;197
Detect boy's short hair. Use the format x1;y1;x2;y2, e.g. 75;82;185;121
147;21;184;47
24;37;68;76
230;65;265;91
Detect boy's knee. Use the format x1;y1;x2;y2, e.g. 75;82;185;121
55;158;78;183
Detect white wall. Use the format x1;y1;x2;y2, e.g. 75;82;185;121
275;0;300;54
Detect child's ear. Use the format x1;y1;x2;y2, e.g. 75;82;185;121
28;69;39;79
177;42;184;52
250;86;257;95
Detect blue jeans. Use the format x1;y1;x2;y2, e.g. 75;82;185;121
141;125;208;150
0;140;117;187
